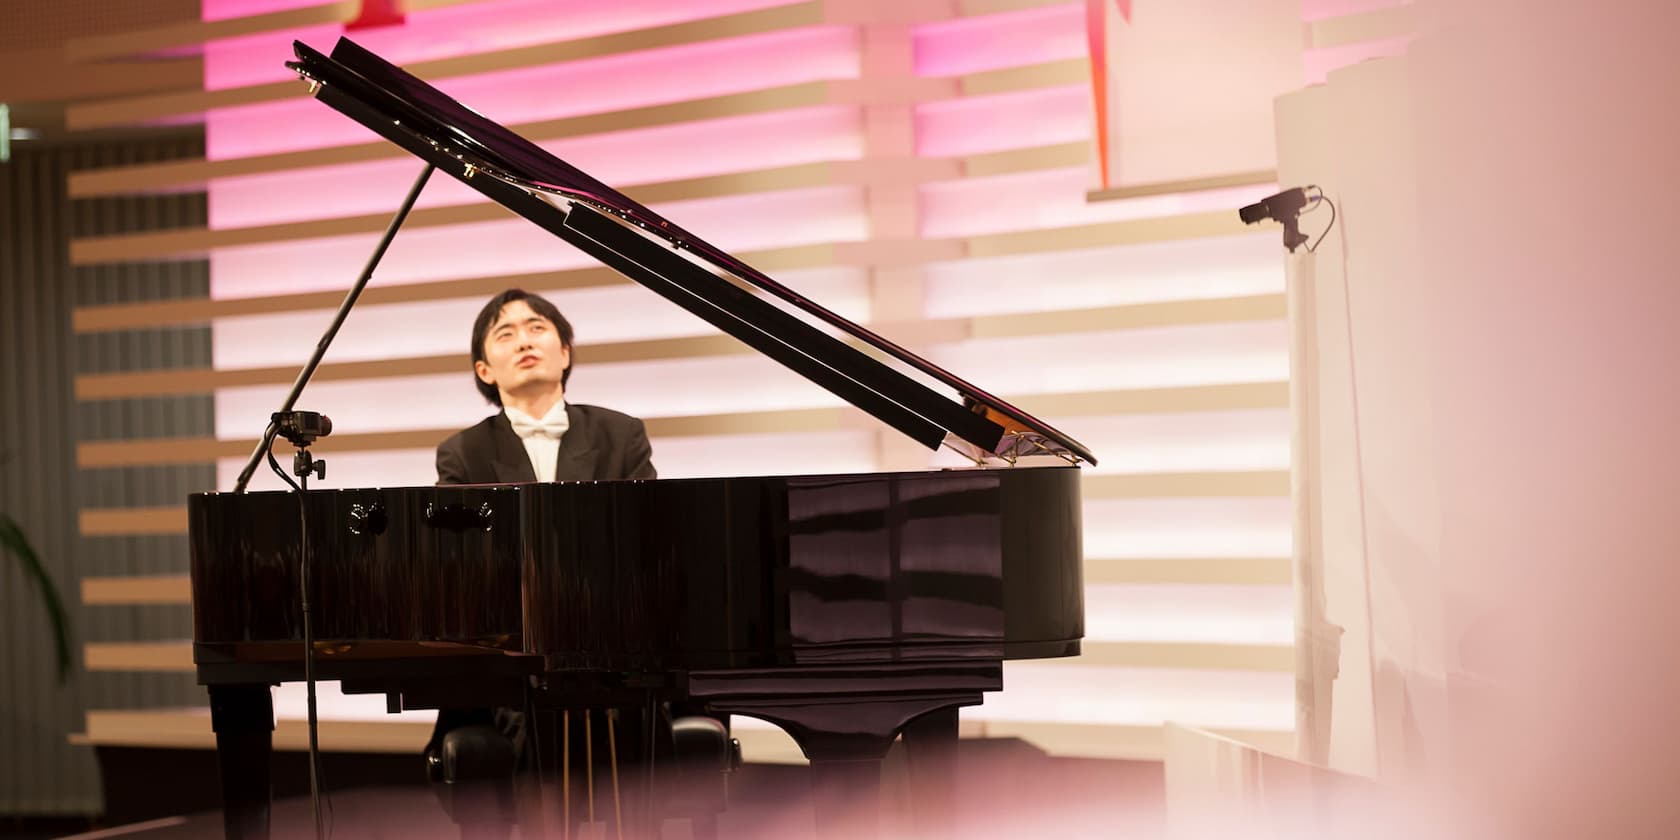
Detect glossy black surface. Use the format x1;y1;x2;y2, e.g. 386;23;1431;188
190;467;1083;671
284;37;1097;465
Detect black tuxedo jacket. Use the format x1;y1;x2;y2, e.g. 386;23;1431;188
434;402;656;484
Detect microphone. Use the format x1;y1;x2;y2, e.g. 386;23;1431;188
1239;187;1313;252
272;410;332;447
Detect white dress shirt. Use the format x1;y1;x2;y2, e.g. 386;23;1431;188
503;401;569;482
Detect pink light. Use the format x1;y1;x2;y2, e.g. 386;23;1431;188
912;3;1086;77
914;85;1090;158
203;0;795;89
209;186;866;299
205;25;859;160
1299;0;1411;23
917;166;1274;239
207;105;862;228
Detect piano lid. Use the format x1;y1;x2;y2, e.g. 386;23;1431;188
287;37;1095;466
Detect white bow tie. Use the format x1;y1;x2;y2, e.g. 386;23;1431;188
506;409;569;440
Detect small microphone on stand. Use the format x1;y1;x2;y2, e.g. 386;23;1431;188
1239;187;1313;252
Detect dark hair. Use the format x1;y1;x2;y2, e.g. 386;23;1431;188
470;289;575;406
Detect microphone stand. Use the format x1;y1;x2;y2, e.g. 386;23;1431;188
231;163;435;493
223;163;434;840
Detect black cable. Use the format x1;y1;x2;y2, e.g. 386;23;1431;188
265;441;327;840
1307;189;1338;253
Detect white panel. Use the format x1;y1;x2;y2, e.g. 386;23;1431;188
209;186;868;300
210;266;869;370
927;320;1290;395
1073;409;1290;475
983;664;1294;730
1083;497;1292;558
919;166;1273;239
1084;584;1294;645
272;681;435;724
923;233;1283;319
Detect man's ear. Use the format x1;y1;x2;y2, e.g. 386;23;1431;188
474;359;495;386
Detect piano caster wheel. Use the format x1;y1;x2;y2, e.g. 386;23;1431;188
428;724;516;840
666;715;735;826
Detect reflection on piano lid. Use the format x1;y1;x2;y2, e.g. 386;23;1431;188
285;37;1096;467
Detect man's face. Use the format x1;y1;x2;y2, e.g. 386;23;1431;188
475;300;571;399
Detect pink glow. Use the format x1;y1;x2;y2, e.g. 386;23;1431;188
918;166;1274;239
205;25;859;160
914;85;1089;158
1303;36;1413;84
921;232;1282;319
209;185;866;299
207;105;862;228
913;3;1086;77
204;0;798;90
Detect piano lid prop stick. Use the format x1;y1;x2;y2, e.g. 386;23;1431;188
586;711;595;825
608;709;624;840
563;709;571;840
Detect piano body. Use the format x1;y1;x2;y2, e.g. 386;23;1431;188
189;38;1096;839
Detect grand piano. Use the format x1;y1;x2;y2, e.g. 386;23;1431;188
189;37;1095;839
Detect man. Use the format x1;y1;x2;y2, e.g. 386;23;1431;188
436;288;655;485
427;288;656;836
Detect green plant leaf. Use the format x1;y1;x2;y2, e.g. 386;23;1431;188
0;514;73;682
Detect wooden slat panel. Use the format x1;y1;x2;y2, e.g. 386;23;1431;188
1087;169;1279;203
76;384;1287;469
1082;470;1291;499
958;57;1088;96
1084;557;1294;586
79;638;1291;674
81;574;192;605
83;641;194;672
966;210;1253;258
65;2;827;130
79;506;188;537
81;709;433;753
74;707;1289;762
71;243;835;333
75;295;1283;400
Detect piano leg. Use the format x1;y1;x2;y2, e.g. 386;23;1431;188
809;758;882;840
687;662;999;840
902;706;959;839
208;683;274;840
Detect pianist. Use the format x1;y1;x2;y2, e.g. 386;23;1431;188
434;287;656;484
425;287;657;831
